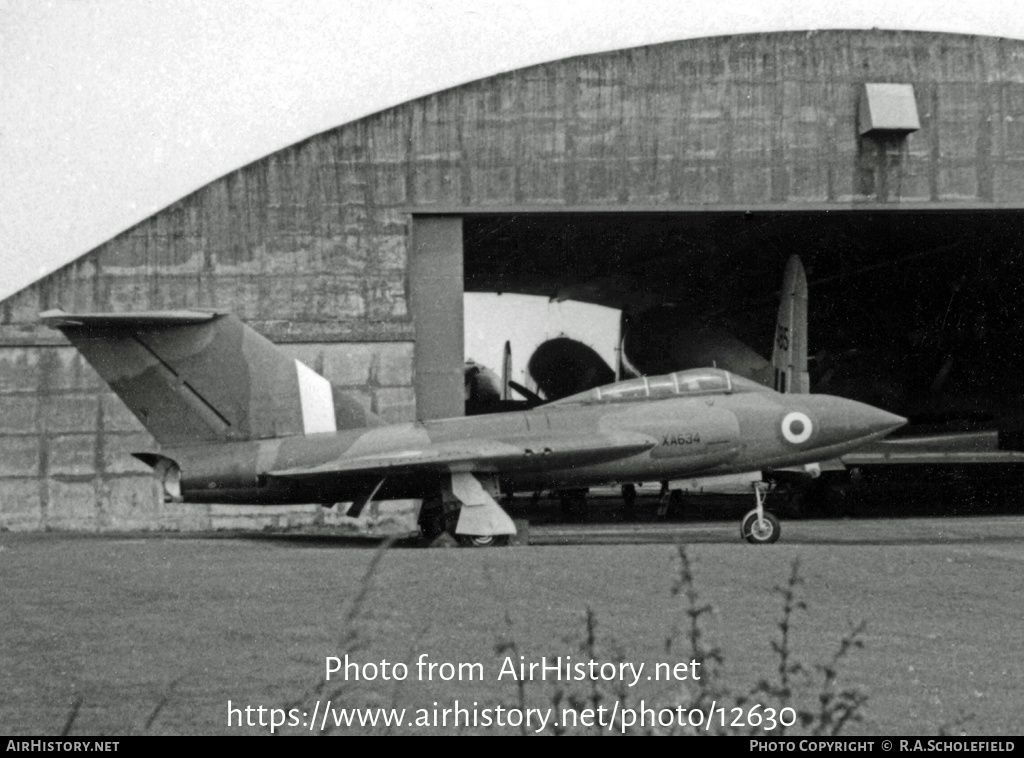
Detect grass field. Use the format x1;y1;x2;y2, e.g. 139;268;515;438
2;519;1023;735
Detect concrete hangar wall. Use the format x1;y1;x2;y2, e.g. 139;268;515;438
3;28;1024;532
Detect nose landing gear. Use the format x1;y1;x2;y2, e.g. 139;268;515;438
740;481;781;544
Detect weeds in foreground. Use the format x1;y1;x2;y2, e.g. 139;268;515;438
58;540;396;736
54;540;973;735
59;678;181;736
59;695;82;737
501;545;871;735
745;557;868;736
494;608;533;737
281;538;394;735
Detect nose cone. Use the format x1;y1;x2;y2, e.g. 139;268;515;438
801;396;907;455
842;400;907;440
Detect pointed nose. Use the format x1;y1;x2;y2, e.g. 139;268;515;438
844;400;907;440
793;395;906;456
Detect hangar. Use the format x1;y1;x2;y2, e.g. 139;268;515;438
3;29;1024;531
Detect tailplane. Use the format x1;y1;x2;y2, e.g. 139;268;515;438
771;256;810;394
41;309;375;447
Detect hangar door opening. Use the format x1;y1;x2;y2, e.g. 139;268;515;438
414;210;1024;436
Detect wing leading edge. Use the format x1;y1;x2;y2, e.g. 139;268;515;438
266;431;657;481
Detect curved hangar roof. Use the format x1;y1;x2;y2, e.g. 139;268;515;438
7;29;1024;345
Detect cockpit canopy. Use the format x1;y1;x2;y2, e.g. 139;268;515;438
548;368;769;407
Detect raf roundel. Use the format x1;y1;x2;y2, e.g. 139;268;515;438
781;411;813;444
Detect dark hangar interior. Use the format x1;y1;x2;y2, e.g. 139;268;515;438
463;210;1024;435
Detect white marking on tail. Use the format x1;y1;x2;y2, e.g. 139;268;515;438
295;360;337;434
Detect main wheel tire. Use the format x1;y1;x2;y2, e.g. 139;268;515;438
740;510;781;544
456;534;510;548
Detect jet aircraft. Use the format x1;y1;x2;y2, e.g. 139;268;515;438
41;308;905;544
466;257;814;510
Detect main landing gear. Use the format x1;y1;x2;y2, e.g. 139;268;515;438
654;481;685;519
456;534;510;548
740;481;781;544
418;473;517;548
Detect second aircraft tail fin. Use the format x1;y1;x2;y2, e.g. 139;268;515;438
771;255;810;394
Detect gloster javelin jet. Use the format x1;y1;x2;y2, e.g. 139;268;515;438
41;309;904;545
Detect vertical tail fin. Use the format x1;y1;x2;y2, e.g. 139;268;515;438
772;255;810;394
41;309;371;447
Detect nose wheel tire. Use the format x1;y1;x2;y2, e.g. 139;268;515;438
740;510;781;544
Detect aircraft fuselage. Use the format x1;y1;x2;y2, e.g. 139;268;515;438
164;386;903;506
